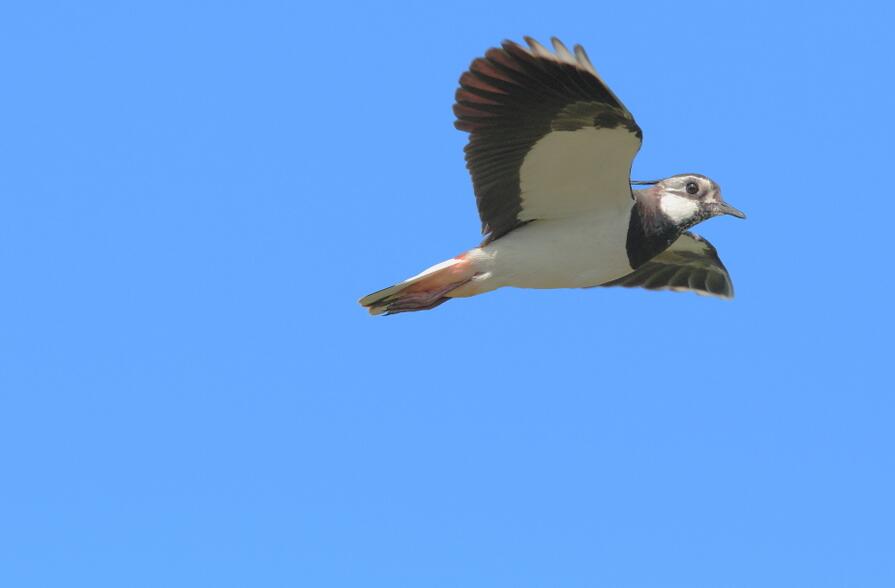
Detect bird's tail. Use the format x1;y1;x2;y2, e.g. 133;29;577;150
358;256;475;315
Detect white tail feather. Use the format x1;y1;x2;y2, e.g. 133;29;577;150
358;257;473;315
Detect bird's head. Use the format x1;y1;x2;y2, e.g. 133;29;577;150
635;174;746;229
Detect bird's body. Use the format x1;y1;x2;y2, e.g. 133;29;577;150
454;206;634;296
360;37;745;315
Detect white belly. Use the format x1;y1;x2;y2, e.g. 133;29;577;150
467;205;635;292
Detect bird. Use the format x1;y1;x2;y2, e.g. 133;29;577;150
359;37;745;315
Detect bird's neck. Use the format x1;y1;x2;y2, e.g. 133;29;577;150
626;190;683;268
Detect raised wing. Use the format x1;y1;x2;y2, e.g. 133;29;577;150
454;37;642;244
602;232;734;298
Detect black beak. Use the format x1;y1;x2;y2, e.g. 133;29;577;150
717;201;747;219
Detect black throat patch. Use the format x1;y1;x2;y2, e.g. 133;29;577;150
626;196;682;269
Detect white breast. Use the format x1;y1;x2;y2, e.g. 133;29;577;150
468;203;635;292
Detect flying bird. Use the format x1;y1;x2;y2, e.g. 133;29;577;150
359;37;745;315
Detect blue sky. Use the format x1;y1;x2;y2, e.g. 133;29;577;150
2;1;894;586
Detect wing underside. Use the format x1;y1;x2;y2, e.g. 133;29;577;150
454;38;642;243
601;232;735;298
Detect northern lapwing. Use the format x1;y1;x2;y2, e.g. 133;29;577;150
359;37;745;315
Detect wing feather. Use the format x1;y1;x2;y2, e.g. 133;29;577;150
454;38;642;243
602;232;735;299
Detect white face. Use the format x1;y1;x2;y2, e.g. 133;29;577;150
657;175;721;225
659;192;700;223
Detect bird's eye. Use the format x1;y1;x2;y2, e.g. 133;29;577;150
685;182;699;195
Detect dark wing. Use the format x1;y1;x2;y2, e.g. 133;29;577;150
602;232;734;298
454;37;642;243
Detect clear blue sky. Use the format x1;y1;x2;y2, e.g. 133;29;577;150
2;1;893;586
